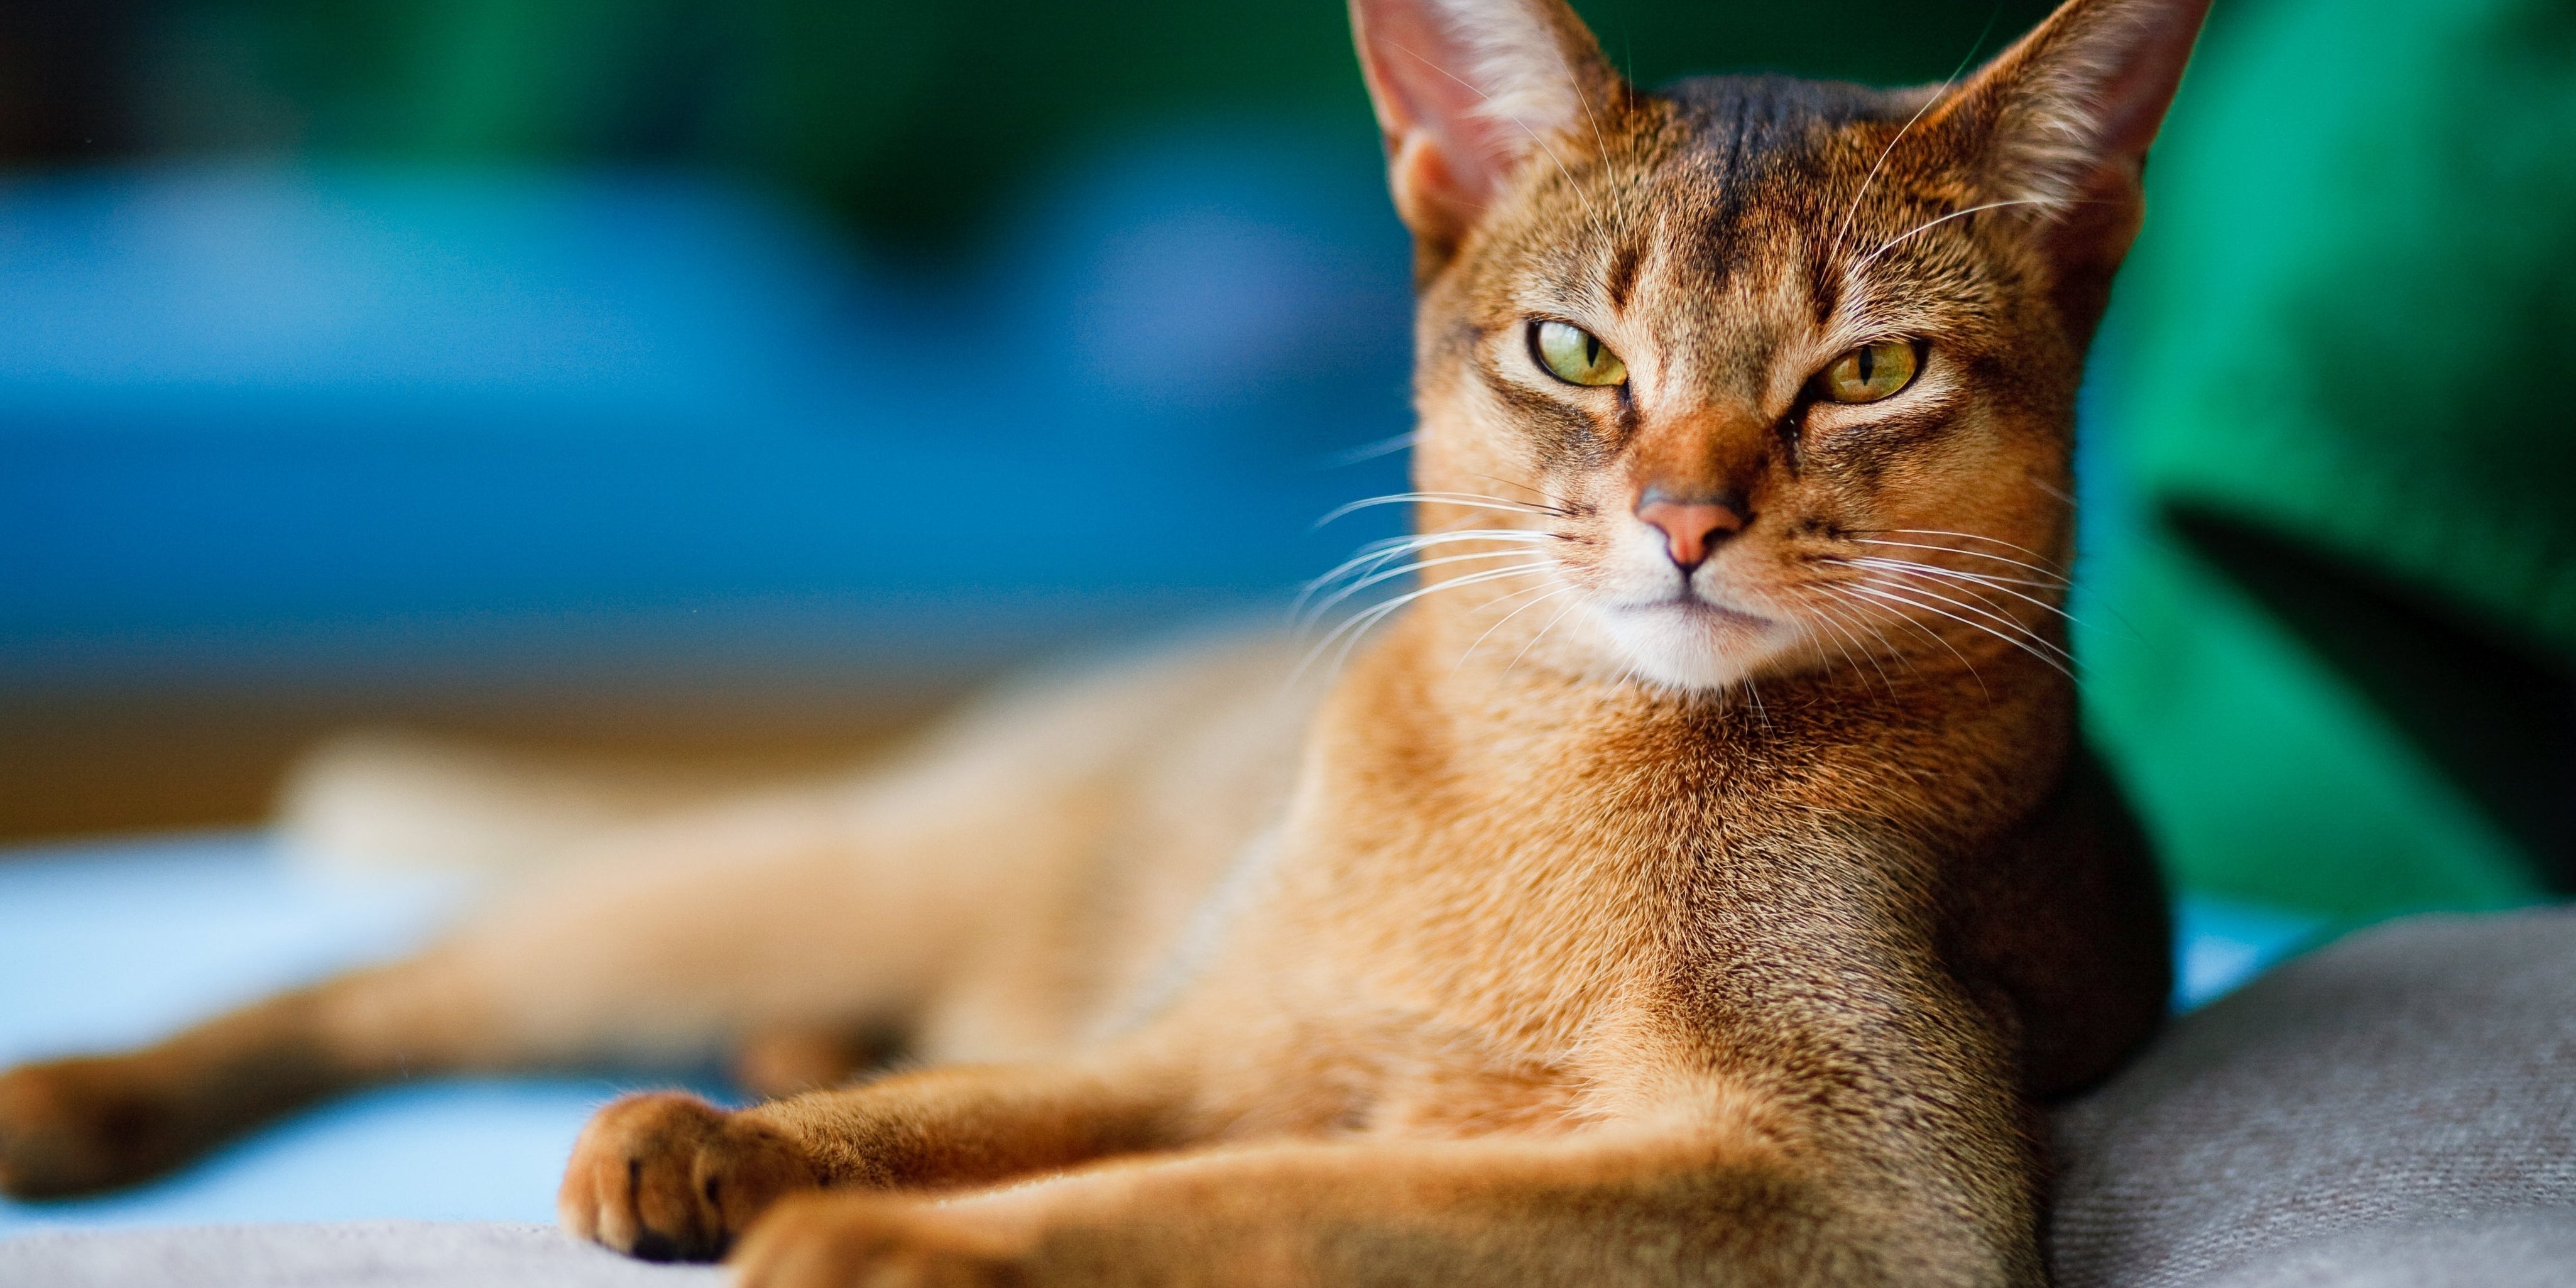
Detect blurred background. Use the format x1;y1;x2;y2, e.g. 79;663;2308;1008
2;0;2093;841
4;0;2565;918
2;0;2573;1226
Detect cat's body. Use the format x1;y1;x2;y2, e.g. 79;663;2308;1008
0;1;2208;1282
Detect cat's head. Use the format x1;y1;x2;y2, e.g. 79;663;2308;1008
1345;0;2207;693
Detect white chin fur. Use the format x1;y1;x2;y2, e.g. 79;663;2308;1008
1586;601;1799;694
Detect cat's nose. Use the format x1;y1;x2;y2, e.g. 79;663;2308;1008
1634;488;1748;570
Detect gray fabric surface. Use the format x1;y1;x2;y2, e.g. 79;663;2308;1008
2051;909;2576;1288
0;1220;721;1287
2198;1215;2576;1288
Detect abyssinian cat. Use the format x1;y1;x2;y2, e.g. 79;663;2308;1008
0;0;2206;1282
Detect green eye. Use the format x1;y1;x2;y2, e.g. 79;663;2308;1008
1818;341;1920;403
1532;320;1627;387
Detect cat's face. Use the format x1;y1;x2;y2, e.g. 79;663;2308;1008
1351;0;2205;693
1414;80;2087;692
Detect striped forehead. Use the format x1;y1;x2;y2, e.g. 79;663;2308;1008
1603;169;1828;410
1586;77;1925;403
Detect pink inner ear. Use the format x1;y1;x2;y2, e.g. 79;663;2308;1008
1356;0;1515;212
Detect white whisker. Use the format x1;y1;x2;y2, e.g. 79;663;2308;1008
1852;198;2061;275
1836;557;2080;625
1504;596;1587;682
1850;570;2074;664
1818;589;1929;683
1297;528;1556;614
1315;492;1568;527
1848;538;2070;584
1301;548;1564;626
1824;586;1991;697
1841;582;2072;680
1321;432;1418;467
1544;33;1623;252
1858;560;2124;651
1462;577;1563;621
1875;528;2063;563
1845;555;2065;592
1742;672;1772;734
1802;596;1895;696
1831;19;1994;264
1295;562;1555;684
1454;584;1576;675
1302;528;1551;594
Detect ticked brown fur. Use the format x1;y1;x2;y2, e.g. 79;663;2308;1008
0;1;2205;1283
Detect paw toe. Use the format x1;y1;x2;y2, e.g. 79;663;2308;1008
560;1091;817;1263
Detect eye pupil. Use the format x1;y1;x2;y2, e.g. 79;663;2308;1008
1820;341;1918;404
1533;320;1627;388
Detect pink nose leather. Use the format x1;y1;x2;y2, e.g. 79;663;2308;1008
1634;494;1747;570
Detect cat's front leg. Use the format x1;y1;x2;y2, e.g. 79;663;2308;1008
714;1121;1982;1288
561;1057;1193;1263
729;1194;1026;1288
0;986;351;1198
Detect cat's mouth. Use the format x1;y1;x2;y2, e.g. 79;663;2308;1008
1615;592;1772;631
1590;589;1799;690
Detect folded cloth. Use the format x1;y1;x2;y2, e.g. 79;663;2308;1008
2081;0;2576;918
2051;907;2576;1288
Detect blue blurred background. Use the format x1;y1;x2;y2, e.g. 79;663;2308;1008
0;138;1417;705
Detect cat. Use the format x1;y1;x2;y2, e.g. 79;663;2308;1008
0;0;2205;1282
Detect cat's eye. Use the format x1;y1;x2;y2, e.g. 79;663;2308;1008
1818;341;1920;404
1532;320;1627;387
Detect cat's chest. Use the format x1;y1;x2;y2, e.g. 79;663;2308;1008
1255;632;1960;1039
1265;734;1785;1039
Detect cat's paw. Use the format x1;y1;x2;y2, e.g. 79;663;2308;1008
0;1056;179;1198
730;1192;1023;1288
560;1092;821;1262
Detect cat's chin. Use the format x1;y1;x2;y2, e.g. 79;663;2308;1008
1588;598;1805;694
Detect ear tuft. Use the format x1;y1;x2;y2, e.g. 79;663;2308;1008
1440;0;1596;141
1925;0;2212;338
1350;0;1623;263
1941;0;2213;216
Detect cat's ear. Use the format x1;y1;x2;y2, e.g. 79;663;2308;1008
1933;0;2213;331
1348;0;1623;266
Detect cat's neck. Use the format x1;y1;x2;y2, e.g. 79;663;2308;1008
1334;594;2077;845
